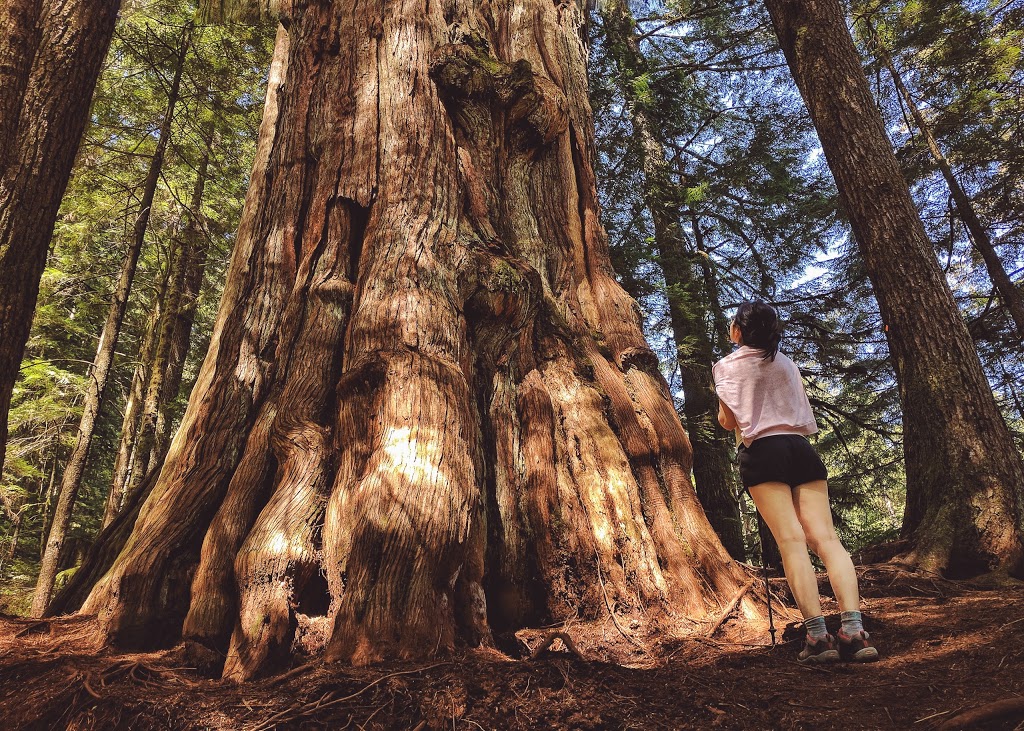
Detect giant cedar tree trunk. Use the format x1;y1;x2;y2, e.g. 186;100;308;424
0;0;120;479
75;8;748;680
31;32;189;617
602;0;745;561
764;0;1024;577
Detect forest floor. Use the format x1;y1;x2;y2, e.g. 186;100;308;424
0;564;1022;730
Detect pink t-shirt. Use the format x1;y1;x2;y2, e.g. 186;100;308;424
712;346;818;448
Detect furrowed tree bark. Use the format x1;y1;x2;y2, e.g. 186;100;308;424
74;4;750;680
866;24;1024;338
764;0;1024;578
602;0;744;560
0;0;41;173
0;0;120;480
31;32;189;617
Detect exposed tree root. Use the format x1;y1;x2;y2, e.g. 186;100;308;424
528;631;583;660
246;662;450;731
596;556;650;654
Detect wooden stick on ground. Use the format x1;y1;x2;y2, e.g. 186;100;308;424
704;580;755;638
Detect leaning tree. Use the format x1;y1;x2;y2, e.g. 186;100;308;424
60;0;751;680
764;0;1024;578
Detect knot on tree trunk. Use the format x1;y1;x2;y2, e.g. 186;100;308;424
429;35;568;154
465;254;543;365
618;346;661;376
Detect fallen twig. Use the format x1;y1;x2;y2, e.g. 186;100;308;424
269;659;318;686
704;580;755;638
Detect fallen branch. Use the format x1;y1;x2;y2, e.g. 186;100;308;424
269;659;317;686
937;698;1024;730
704;580;755;638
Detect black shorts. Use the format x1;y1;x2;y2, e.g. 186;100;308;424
737;434;828;491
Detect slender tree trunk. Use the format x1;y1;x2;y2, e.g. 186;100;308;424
103;295;164;528
1;510;23;575
68;8;750;680
602;0;744;560
39;454;59;559
132;149;212;488
867;26;1024;337
129;245;189;493
7;513;22;562
0;0;121;480
150;151;212;468
31;32;189;616
0;0;42;173
764;0;1024;577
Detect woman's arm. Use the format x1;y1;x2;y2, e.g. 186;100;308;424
718;398;737;431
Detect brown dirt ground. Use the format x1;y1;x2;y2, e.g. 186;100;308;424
1;564;1022;731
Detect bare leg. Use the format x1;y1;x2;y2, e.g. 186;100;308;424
794;480;860;613
748;481;822;620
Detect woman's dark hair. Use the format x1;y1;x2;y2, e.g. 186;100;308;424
733;301;783;361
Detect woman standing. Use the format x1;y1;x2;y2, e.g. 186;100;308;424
713;301;878;663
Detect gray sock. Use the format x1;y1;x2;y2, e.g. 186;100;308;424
804;614;828;640
841;610;864;637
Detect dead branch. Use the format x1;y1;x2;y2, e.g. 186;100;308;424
704;580;755;638
936;698;1024;730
